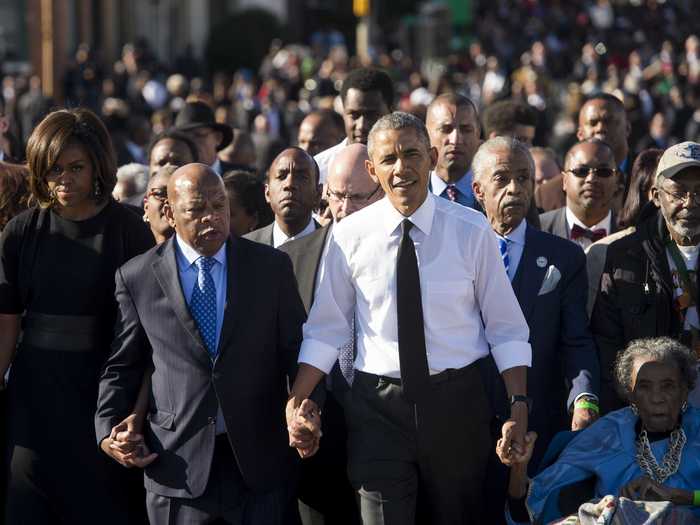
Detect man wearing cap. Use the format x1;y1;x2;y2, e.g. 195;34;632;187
592;141;700;413
175;101;234;175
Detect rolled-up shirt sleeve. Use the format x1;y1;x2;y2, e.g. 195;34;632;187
298;237;356;373
474;225;532;373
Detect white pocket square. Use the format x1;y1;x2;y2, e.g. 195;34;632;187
537;265;561;296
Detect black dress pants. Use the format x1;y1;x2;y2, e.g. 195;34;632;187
344;363;492;525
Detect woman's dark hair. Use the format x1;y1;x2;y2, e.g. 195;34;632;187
26;108;116;207
617;148;663;228
222;170;273;228
146;129;200;165
0;162;30;230
614;337;697;402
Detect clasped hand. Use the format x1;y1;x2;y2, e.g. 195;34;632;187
620;476;693;506
101;413;158;468
285;398;322;458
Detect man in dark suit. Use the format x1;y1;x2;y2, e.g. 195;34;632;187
472;137;600;522
540;140;621;250
245;148;321;248
95;163;318;524
280;143;382;525
175;101;234;176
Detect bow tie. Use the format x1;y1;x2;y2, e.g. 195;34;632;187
570;223;607;242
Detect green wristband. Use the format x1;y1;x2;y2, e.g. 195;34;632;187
694;490;700;506
575;400;600;414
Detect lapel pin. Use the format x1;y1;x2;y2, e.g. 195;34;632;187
536;256;547;268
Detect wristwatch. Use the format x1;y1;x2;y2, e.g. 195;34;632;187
510;395;532;414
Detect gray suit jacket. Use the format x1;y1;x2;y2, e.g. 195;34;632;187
95;236;307;498
243;222;274;246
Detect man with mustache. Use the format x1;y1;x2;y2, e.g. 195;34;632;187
539;140;621;249
471;137;599;522
314;68;393;184
286;112;532;524
425;93;482;210
245;147;321;247
592;141;700;413
96;163;317;523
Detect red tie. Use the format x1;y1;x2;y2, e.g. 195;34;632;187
570;223;607;242
445;184;458;202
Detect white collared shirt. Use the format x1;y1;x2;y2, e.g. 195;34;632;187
273;218;316;248
565;207;612;250
314;139;349;184
211;158;223;176
495;219;527;281
299;193;532;377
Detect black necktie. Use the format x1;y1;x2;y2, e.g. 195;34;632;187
396;219;431;401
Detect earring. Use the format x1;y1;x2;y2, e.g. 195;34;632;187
631;404;639;415
93;179;102;199
143;213;149;223
682;401;688;413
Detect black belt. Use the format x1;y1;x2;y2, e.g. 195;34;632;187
21;312;102;352
356;360;480;387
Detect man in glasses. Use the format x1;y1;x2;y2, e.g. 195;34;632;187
279;143;382;525
540;140;621;249
592;141;700;413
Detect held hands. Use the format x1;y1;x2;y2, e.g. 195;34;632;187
497;419;537;468
497;403;530;467
100;413;158;468
620;476;693;506
286;398;322;458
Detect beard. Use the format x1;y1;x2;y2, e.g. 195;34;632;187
660;205;700;244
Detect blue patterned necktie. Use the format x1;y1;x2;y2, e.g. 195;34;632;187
190;256;218;358
338;316;356;385
498;237;511;277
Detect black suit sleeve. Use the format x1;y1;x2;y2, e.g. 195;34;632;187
558;245;600;409
95;266;151;446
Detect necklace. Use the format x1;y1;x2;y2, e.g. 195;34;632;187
635;427;687;484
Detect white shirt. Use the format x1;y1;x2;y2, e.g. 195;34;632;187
272;218;316;248
211;158;223;176
495;219;527;281
565;207;612;250
299;193;532;377
314;139;349;184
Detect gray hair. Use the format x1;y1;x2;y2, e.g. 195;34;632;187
472;136;535;184
614;337;697;401
116;163;150;193
367;112;431;158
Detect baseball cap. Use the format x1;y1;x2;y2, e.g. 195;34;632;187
655;141;700;182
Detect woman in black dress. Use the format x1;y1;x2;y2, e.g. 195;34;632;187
0;108;154;524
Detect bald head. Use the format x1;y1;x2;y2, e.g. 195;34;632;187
166;163;230;256
326;143;383;222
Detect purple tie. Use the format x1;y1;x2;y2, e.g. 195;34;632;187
446;184;458;202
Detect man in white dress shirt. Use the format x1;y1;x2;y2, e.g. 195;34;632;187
286;112;532;524
314;68;393;184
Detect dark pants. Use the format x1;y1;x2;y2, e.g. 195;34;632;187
345;364;492;525
147;435;299;525
298;390;361;525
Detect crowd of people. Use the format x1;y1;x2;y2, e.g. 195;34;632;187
0;1;700;524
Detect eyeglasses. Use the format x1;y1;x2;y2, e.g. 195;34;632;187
658;186;700;205
147;188;168;202
327;184;381;204
566;166;617;178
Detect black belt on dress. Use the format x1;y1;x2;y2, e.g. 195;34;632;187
21;312;101;352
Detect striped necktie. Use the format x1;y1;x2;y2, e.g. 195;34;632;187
498;237;511;276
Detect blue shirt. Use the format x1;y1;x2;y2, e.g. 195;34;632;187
174;235;227;355
430;170;477;209
494;219;527;281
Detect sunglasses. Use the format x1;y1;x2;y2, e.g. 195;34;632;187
566;166;617;178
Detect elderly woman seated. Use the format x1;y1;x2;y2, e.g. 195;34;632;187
500;337;700;523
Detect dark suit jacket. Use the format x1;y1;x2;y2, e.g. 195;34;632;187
244;220;321;248
278;225;331;312
481;225;599;470
95;236;307;498
539;207;618;241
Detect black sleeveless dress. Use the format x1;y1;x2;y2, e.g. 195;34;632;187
0;200;154;524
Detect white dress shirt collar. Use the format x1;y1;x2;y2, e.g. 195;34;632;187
565;207;611;236
174;234;227;269
380;192;435;237
273;218;316;248
211;158;223;175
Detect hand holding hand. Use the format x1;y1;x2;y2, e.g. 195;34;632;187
497;420;537;468
286;398;322;458
620;476;692;505
101;414;158;468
